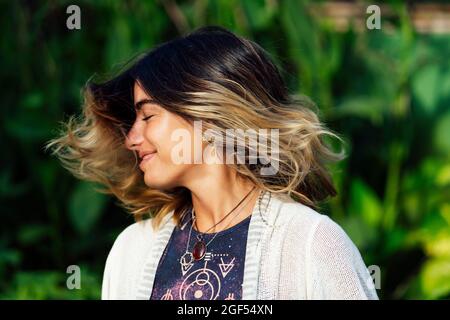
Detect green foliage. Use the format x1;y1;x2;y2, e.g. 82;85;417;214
1;0;449;299
1;267;101;299
69;182;108;235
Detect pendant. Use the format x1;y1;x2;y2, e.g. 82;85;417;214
192;240;206;261
180;252;194;275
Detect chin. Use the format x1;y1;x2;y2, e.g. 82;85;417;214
143;173;174;190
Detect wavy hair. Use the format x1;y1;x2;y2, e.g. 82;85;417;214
46;26;345;231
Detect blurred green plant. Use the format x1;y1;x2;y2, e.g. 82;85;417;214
1;0;449;299
1;266;101;299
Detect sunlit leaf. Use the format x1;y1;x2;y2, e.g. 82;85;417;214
420;258;450;299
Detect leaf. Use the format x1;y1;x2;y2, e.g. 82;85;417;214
0;248;22;267
0;170;29;198
424;231;450;258
4;112;55;141
349;178;383;228
105;15;133;68
331;96;387;125
22;91;44;110
18;224;50;246
68;181;108;235
436;163;450;186
412;64;441;114
340;215;377;250
384;228;408;256
434;111;450;157
420;258;450;299
241;0;276;30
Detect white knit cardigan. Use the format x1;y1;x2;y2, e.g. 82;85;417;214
101;191;379;300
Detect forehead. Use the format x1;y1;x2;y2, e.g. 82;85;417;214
133;82;162;111
133;82;150;100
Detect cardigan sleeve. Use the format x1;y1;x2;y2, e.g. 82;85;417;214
100;217;168;300
101;221;146;300
101;227;126;300
306;215;379;300
101;246;113;299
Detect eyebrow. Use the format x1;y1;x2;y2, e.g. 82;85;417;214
134;98;158;110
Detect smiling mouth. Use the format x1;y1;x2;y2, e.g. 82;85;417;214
139;152;157;170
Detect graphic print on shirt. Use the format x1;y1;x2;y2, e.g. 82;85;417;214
150;210;251;300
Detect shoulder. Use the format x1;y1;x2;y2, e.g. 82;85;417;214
111;218;154;250
107;210;176;251
101;217;159;299
305;213;378;299
275;197;378;299
104;214;169;268
103;218;154;274
275;195;338;239
277;197;361;264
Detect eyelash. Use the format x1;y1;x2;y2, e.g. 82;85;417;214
142;115;154;121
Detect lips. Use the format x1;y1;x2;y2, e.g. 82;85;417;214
139;150;157;159
139;151;157;170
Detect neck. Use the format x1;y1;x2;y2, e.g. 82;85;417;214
186;165;261;234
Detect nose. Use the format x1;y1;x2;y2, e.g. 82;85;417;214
125;124;144;151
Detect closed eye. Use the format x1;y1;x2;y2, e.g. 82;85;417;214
142;115;154;121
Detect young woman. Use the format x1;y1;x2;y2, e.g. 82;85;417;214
48;26;378;300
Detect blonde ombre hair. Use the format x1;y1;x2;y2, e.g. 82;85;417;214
47;26;345;231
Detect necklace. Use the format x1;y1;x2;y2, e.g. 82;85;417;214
191;186;256;260
180;187;258;272
191;187;258;261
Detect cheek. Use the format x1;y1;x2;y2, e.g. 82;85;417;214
143;116;191;163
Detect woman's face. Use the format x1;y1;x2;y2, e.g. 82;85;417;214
125;82;199;190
